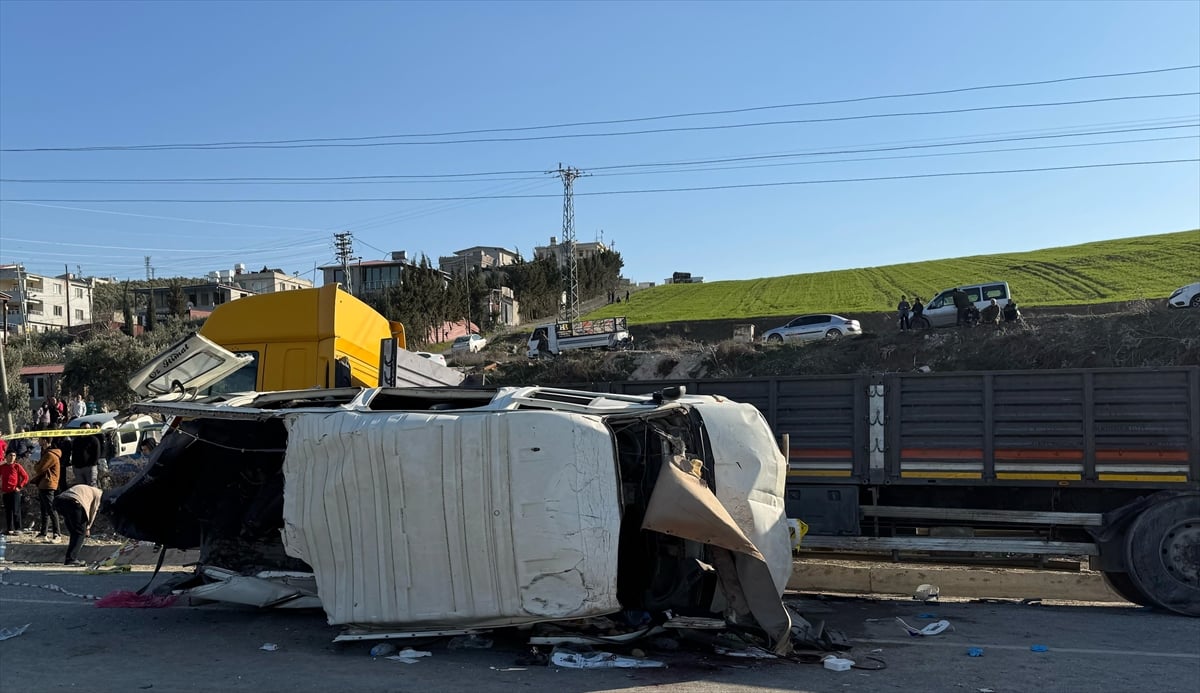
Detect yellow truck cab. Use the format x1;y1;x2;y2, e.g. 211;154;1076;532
197;284;404;393
128;285;463;398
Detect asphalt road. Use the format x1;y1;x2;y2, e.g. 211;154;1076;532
1;566;1198;693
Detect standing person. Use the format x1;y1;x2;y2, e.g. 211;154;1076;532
897;296;912;331
54;483;103;567
911;296;925;328
37;401;51;430
71;395;87;421
47;397;63;430
625;290;630;302
2;450;30;535
952;288;972;327
28;438;61;540
71;424;102;487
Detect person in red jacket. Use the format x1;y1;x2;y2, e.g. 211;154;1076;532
1;449;31;535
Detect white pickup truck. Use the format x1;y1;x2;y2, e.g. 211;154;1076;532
527;317;633;358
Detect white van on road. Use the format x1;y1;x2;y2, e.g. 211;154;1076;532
918;281;1013;327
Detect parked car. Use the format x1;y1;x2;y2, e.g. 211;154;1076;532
917;281;1012;328
762;314;860;343
413;351;448;366
450;334;487;353
1167;282;1200;309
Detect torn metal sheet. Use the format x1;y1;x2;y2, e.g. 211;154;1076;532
180;567;320;609
642;455;793;654
280;409;622;629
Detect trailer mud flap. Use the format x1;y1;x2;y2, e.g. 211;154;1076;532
641;455;793;654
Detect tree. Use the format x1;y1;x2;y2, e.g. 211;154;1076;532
1;343;32;431
61;334;158;411
144;288;158;332
167;280;188;318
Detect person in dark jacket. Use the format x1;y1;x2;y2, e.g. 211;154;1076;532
71;424;102;487
29;438;62;539
980;298;1001;325
952;288;972;326
1003;300;1021;323
911;297;925;328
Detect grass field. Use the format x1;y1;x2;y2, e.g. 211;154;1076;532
586;230;1200;325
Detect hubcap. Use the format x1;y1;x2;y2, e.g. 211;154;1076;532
1162;521;1200;584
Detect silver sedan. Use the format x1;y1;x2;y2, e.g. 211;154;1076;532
761;314;861;343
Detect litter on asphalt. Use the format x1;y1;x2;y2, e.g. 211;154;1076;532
386;648;432;664
259;643;279;652
896;618;952;637
0;623;30;641
550;647;666;669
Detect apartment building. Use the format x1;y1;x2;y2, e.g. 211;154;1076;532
0;265;95;334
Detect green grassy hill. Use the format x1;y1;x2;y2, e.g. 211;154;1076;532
587;230;1200;324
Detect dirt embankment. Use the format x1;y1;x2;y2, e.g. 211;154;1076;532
484;303;1200;386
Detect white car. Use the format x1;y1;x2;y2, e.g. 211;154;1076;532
413;351;447;366
450;333;487;353
1167;282;1200;309
762;314;861;343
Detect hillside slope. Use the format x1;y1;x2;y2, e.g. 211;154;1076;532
587;230;1200;324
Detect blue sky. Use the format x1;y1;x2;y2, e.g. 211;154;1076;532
1;1;1197;285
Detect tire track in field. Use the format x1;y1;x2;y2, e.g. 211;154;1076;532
1019;260;1113;299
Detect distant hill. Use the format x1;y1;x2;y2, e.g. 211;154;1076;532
587;230;1200;324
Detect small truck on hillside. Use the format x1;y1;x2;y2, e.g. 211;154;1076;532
527;317;633;358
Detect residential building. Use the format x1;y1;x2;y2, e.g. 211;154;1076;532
133;282;255;319
532;236;610;269
320;251;449;296
486;286;520;327
0;265;95;334
438;246;520;276
226;263;314;294
20;363;64;413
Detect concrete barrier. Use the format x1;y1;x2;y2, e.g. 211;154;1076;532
789;558;1126;603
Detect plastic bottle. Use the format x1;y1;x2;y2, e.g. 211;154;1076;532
822;655;854;672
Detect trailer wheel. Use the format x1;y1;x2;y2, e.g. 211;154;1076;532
1101;571;1156;608
1125;494;1200;616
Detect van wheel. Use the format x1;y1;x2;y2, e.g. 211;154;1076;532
825;329;842;339
914;317;931;329
1191;295;1200;308
767;334;783;344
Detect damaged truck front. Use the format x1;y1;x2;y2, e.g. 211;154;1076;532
105;386;795;651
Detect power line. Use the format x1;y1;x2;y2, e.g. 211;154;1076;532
5;92;1198;152
4;159;1194;203
0;201;328;230
7;123;1194;185
3;65;1196;152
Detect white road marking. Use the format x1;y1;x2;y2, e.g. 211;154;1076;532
0;597;95;606
861;638;1200;659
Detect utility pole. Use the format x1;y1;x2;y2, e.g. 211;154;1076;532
0;293;11;434
64;263;73;329
144;256;154;280
334;232;355;296
552;164;586;323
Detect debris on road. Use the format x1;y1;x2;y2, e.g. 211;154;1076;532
0;623;30;641
896;617;952;637
967;647;984;657
1031;644;1049;652
368;643;398;658
912;584;940;602
714;645;777;659
822;655;855;672
550;646;666;669
259;643;279;652
385;648;431;664
95;590;177;609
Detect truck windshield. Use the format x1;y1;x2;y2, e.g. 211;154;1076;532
204;351;259;395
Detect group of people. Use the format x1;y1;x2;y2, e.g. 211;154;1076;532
34;394;92;430
896;290;1023;330
0;429;155;566
896;296;926;331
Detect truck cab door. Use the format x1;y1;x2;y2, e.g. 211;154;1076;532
129;334;255;398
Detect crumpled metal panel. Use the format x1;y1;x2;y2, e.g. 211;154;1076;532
279;409;621;628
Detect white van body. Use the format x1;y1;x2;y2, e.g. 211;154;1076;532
921;281;1013;327
528;318;632;358
113;386;793;651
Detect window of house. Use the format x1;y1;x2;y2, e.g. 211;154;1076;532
75;309;84;321
31;376;46;399
51;283;63;295
53;305;64;317
74;287;84;298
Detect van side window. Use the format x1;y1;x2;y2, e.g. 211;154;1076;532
983;284;1008;300
966;288;982;303
928;292;949;309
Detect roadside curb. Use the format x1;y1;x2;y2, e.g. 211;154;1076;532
2;542;199;566
788;558;1126;603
